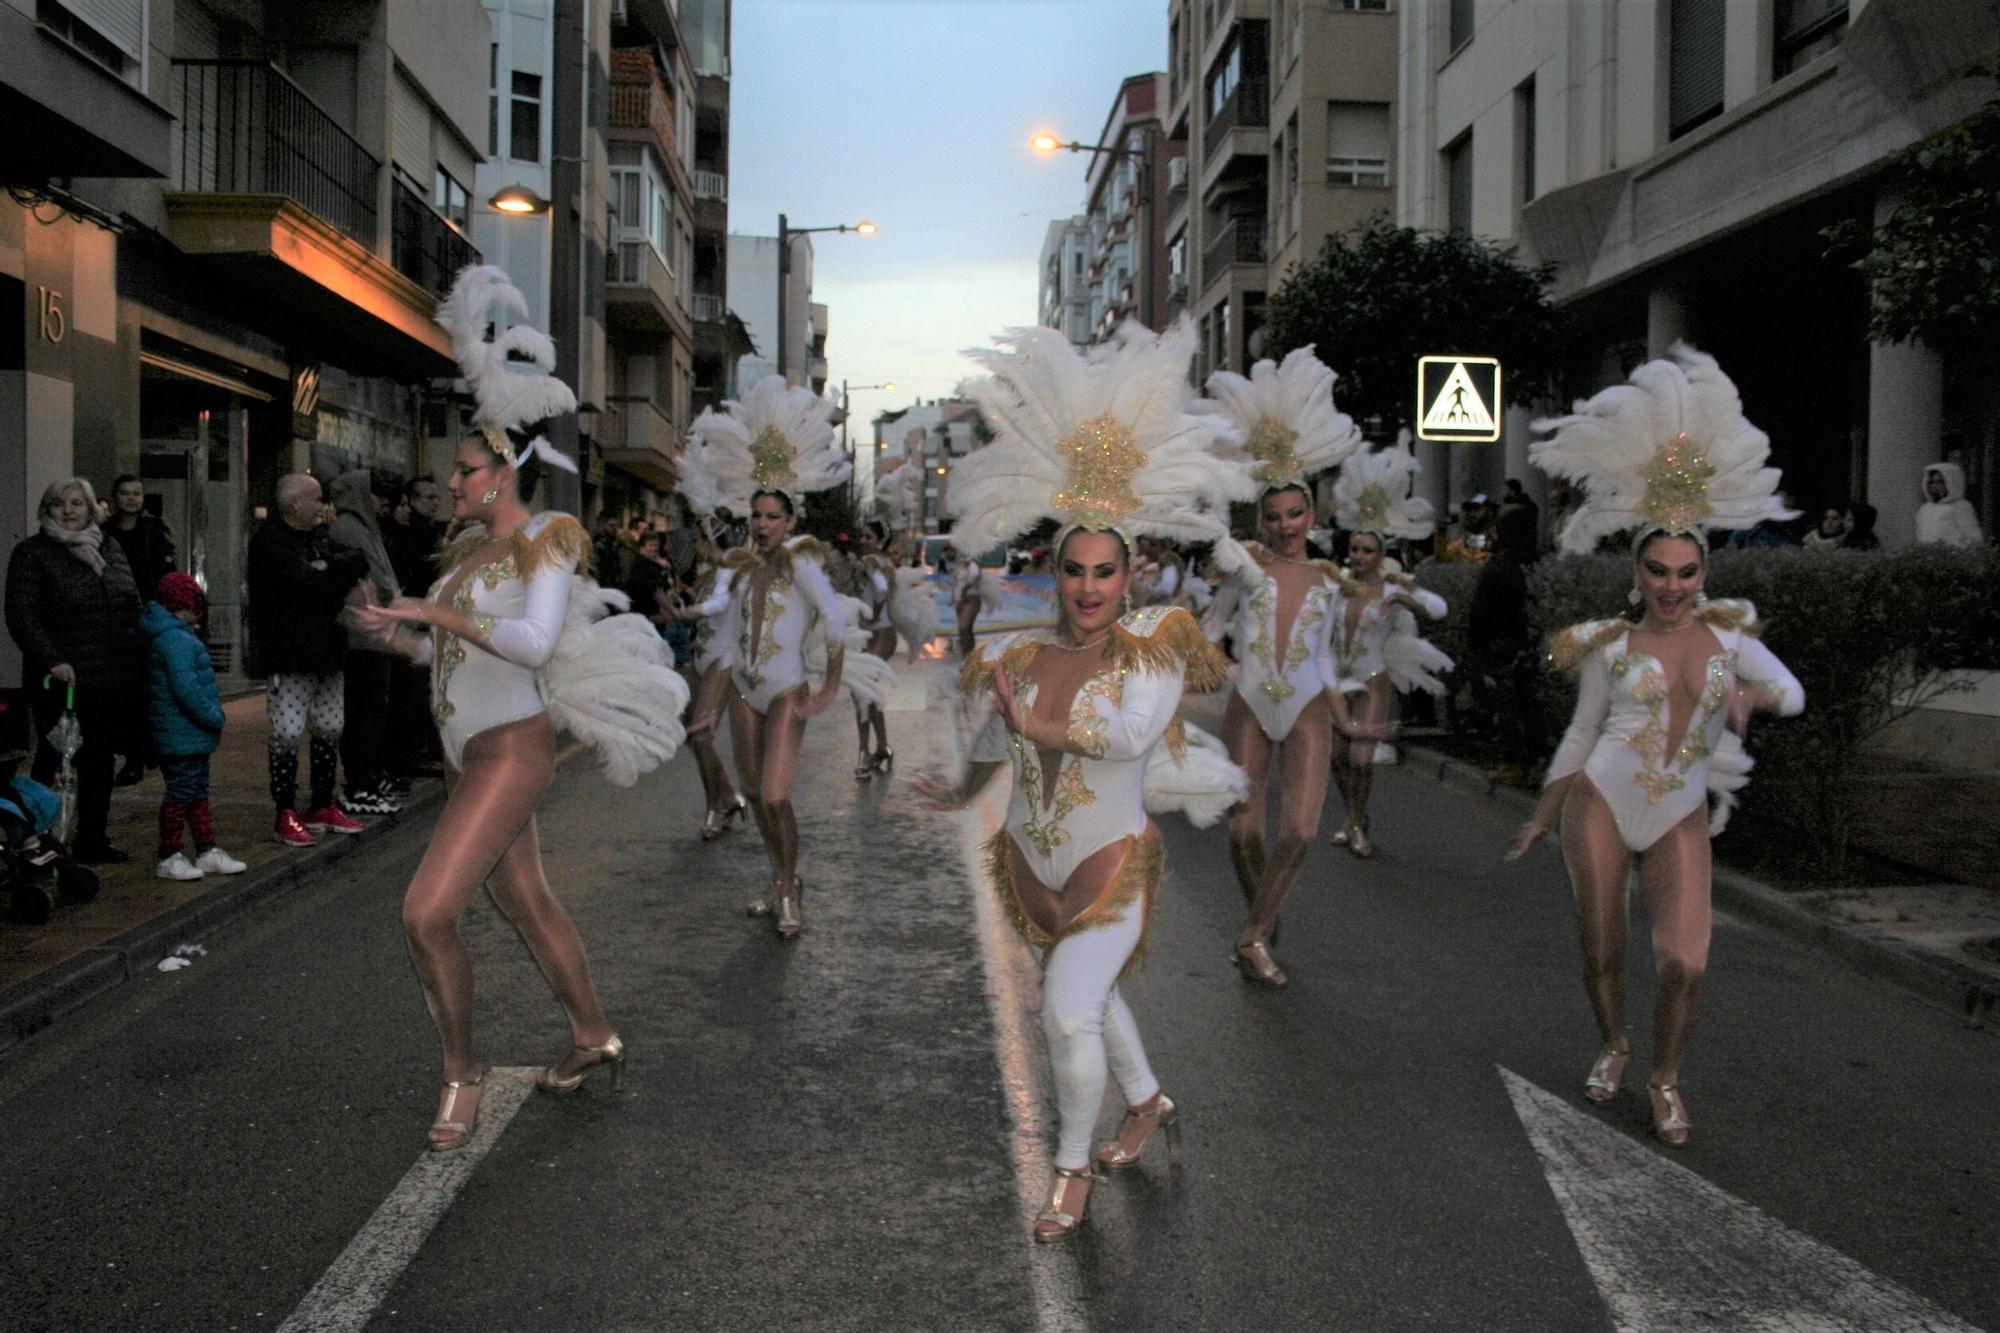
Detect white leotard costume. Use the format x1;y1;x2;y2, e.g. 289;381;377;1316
1330;574;1449;694
1547;601;1803;852
422;512;586;769
724;534;848;713
856;554;894;633
687;563;739;674
1205;548;1342;742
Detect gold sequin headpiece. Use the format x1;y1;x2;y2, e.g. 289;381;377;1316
1205;345;1363;493
1331;432;1436;540
681;376;847;515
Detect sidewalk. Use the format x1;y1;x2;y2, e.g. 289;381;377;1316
0;693;442;1051
1400;739;2000;1033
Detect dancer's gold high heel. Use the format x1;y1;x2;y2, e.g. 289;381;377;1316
1032;1165;1094;1243
1648;1082;1691;1148
428;1071;485;1152
1584;1044;1630;1103
1232;940;1288;988
775;882;803;941
871;747;895;775
1346;820;1373;859
701;795;748;841
1095;1093;1181;1170
536;1035;626;1094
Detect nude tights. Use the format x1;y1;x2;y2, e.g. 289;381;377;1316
1331;679;1392;832
1559;778;1712;1084
728;687;808;899
402;713;613;1082
686;661;741;815
1223;691;1334;943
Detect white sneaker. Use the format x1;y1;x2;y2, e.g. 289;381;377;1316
194;846;248;875
156;852;205;882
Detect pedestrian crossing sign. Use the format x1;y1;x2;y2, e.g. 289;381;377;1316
1416;356;1502;443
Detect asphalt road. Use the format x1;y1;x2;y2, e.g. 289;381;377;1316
1;656;1994;1332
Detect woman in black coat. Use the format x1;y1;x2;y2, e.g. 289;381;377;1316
4;478;146;861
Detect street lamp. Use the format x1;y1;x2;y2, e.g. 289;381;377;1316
776;214;876;384
1029;130;1154;327
839;380;894;455
488;184;551;214
1029;131;1144;164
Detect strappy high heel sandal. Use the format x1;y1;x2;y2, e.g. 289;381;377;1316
702;795;748;842
1346;820;1373;859
428;1070;486;1152
1232;940;1288;988
1095;1093;1181;1171
1583;1044;1630;1103
871;747;895;775
775;881;804;941
536;1035;626;1095
853;757;875;780
1032;1165;1094;1243
1648;1082;1691;1148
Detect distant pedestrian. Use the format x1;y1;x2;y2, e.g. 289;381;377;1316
593;512;627;589
1501;477;1539;547
327;469;404;816
1467;503;1544;784
1842;500;1881;551
104;474;178;602
246;473;369;848
3;478;145;862
1915;463;1984;547
1801;508;1846;550
385;473;446;787
141;573;247;882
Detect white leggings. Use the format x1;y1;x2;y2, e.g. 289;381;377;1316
1041;896;1160;1170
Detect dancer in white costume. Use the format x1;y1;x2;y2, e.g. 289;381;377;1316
917;321;1249;1244
359;265;687;1149
850;520;899;778
682;377;850;939
1201;346;1364;987
672;462;748;841
1326;437;1452;857
1510;344;1804;1148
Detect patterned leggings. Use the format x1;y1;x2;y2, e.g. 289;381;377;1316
267;671;344;812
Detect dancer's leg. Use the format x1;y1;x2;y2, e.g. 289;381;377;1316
689;663;739;815
754;688;810;903
1636;807;1712;1086
1346;678;1392;835
1221;692;1272;916
1559;778;1635;1049
1041;896;1148;1170
957;599;978;656
484;807;615;1051
1242;694;1335;943
400;715;554;1085
727;693;776;884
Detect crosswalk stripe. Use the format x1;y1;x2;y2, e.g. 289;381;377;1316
278;1067;538;1332
1499;1066;1979;1333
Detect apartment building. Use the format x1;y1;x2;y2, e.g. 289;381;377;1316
727;231;816;393
682;0;743;418
2;0;490;684
1164;0;1399;381
1080;73;1182;342
1038;215;1091;348
1398;0;2000;543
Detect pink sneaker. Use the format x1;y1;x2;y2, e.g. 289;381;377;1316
303;804;365;835
274;810;318;847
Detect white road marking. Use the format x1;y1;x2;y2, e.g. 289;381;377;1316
1499;1066;1980;1333
946;677;1090;1333
278;1066;538;1333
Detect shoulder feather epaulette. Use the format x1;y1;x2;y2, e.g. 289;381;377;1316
1311;559;1344;584
1696;597;1760;636
960;635;1044;699
788;535;830;562
720;548;762;573
517;514;589;580
1547;618;1630;674
1108;606;1230;691
1245;541;1273;567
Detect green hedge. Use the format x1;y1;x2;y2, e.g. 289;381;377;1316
1522;544;2000;877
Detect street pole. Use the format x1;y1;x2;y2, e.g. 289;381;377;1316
776;212;789;385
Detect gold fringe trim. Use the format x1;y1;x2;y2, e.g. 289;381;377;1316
982;828;1165;978
790;535;830;562
1697;597;1760;635
435;514;590;581
1548;618;1629;675
1109;607;1229;693
960;635;1045;700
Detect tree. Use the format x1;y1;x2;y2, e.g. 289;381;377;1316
1261;216;1563;433
1822;64;2000;357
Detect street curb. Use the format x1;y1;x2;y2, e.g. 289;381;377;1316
1403;744;2000;1032
0;783;447;1057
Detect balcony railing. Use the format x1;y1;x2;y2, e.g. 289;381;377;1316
693;170;727;201
171;59;380;246
1201;216;1265;294
1203;78;1269;157
391;176;480;299
692;292;723;321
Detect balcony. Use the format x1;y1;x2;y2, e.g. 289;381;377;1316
1203;78;1269;158
610;47;679;168
693;170;727;201
599;396;681;489
606;237;690;337
1201;216;1265;295
391;176;480;300
171;60;378;247
692;292;723;321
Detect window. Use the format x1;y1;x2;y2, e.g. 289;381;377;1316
1516;76;1536;204
1448;0;1474;52
1774;0;1847;78
1169;235;1187;292
434;166;470;231
1207;36;1240;120
1328;102;1391;188
1339;0;1390;9
487;45;499;156
510;70;543;163
1443;132;1472;235
1667;0;1725;139
1282;112;1300;237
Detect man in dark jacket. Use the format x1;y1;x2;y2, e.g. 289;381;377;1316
326;469;403;815
246;473;368;847
1466;503;1544;784
105;474;178;784
383;473;445;786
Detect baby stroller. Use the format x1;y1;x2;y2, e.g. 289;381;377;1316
0;690;100;925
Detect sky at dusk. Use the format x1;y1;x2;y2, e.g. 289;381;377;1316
728;0;1167;429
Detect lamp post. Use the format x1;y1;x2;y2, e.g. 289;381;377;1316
1030;130;1154;328
839;379;894;455
776;214;876;386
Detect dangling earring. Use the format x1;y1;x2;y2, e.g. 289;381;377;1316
1627;586;1643;607
1121;592;1133;615
1694;590;1709;608
482;488;500;505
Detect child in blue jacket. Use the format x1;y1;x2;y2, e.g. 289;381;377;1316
143;574;246;880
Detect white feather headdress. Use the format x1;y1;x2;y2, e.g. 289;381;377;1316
873;456;921;528
949;321;1252;555
1529;344;1795;554
1204;345;1363;492
682;375;848;513
437;265;579;474
1332;431;1435;539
